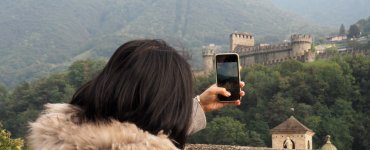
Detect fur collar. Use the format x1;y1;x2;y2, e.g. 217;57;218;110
28;103;178;150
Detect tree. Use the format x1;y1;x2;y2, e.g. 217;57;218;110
2;74;75;137
339;24;346;35
0;84;8;120
0;124;23;150
191;116;266;147
348;24;361;38
68;59;106;88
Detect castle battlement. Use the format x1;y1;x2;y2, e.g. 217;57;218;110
202;44;216;56
199;32;370;81
235;43;292;56
200;32;316;71
291;34;313;43
202;49;214;56
230;32;254;39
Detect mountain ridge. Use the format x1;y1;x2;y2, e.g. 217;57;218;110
0;0;331;87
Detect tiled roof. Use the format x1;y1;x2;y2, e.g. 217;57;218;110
270;116;313;133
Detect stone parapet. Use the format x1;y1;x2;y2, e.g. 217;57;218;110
235;43;291;56
185;144;318;150
230;32;254;39
291;34;313;43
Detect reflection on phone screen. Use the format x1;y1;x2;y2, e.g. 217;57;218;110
217;61;239;101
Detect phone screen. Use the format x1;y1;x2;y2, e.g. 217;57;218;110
216;54;240;101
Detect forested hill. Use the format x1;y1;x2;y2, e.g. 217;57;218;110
272;0;370;26
0;0;329;87
1;55;370;150
190;55;370;150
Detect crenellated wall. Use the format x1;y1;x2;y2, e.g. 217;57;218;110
197;32;370;76
291;34;313;56
231;33;313;67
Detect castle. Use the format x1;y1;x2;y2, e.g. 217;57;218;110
198;32;315;75
230;32;315;65
194;32;370;76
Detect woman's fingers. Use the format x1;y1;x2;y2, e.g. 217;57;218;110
240;91;245;97
221;100;241;106
212;86;231;97
240;81;245;88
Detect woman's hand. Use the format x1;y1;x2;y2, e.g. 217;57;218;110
199;81;245;112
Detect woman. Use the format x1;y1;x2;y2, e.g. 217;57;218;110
28;40;244;149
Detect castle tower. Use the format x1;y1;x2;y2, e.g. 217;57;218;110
230;32;255;52
291;34;313;56
202;44;216;73
271;116;315;150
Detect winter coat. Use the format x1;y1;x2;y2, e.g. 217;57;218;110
28;98;206;150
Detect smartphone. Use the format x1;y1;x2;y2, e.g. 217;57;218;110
215;53;241;102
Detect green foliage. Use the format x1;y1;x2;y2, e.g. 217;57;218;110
324;46;339;55
190;56;370;149
356;16;370;35
0;84;9;136
1;56;370;149
1;73;75;137
348;24;361;38
0;124;23;150
68;59;106;88
0;60;104;138
200;117;249;145
190;117;265;146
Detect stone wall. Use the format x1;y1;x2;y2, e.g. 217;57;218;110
231;34;312;67
185;144;319;150
271;132;314;150
237;43;293;66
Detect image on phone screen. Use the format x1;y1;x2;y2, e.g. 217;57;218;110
216;54;240;101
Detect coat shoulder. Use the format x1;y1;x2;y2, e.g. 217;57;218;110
28;103;178;150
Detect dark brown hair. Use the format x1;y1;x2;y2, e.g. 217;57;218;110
70;39;193;148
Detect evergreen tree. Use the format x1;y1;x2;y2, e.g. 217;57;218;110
339;24;346;35
348;24;361;38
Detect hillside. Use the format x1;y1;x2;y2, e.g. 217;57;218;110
271;0;370;26
1;56;370;149
0;0;330;87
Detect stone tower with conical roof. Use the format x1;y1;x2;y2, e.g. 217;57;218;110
270;116;315;149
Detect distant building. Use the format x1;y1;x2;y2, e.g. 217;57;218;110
327;35;347;42
270;116;315;150
192;44;218;77
315;44;335;54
